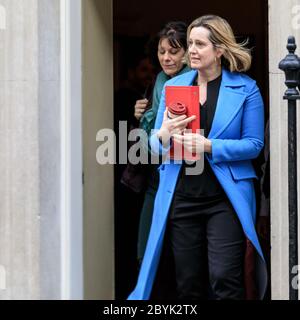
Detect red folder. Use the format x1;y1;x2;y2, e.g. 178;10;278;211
165;86;200;160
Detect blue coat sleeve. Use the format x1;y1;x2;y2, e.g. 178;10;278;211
149;85;172;155
210;82;264;163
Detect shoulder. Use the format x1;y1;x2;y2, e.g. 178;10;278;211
152;71;169;97
223;69;258;93
155;70;169;83
239;73;258;92
164;69;197;86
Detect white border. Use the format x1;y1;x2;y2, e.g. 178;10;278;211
60;0;83;300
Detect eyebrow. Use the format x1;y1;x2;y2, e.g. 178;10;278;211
189;39;206;43
158;46;180;51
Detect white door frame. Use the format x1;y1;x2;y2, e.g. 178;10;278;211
60;0;83;300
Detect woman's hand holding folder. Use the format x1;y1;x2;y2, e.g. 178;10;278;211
157;108;196;148
173;132;212;155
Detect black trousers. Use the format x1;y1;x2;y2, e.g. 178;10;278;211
168;193;245;300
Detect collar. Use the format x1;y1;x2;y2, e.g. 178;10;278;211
190;67;246;88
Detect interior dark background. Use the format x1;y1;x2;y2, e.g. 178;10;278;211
113;0;269;299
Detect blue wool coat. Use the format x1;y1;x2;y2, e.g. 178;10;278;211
128;68;267;300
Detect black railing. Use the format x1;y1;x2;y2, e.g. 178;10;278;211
279;36;300;300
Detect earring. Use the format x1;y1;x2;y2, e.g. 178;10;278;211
215;56;221;65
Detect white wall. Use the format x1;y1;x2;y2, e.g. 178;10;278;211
0;0;40;299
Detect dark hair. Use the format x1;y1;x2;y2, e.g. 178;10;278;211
158;21;188;50
146;21;188;68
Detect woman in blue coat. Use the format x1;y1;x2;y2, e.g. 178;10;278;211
128;14;267;300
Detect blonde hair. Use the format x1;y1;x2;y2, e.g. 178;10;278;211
186;15;252;72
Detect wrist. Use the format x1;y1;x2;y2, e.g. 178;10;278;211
157;128;168;139
205;139;212;153
157;129;171;147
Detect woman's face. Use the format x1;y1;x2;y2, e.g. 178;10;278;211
188;26;222;71
157;38;185;77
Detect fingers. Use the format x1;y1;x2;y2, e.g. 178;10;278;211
173;134;197;145
134;99;149;120
134;112;142;120
172;133;184;141
135;100;148;111
174;115;196;128
161;113;196;138
163;107;169;121
172;133;204;154
170;116;196;134
168;114;188;123
163;113;195;125
137;98;148;104
134;108;145;119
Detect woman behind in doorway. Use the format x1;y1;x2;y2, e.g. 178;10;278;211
134;21;190;264
129;14;267;300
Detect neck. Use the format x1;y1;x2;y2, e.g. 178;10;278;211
169;65;185;78
197;65;222;85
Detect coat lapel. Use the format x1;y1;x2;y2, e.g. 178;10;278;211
208;69;247;139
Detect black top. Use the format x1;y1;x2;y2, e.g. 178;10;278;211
176;73;226;199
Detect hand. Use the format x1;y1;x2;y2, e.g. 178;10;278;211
134;99;149;120
173;132;212;154
157;108;196;147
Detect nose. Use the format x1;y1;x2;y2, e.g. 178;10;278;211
163;52;171;61
189;43;196;53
